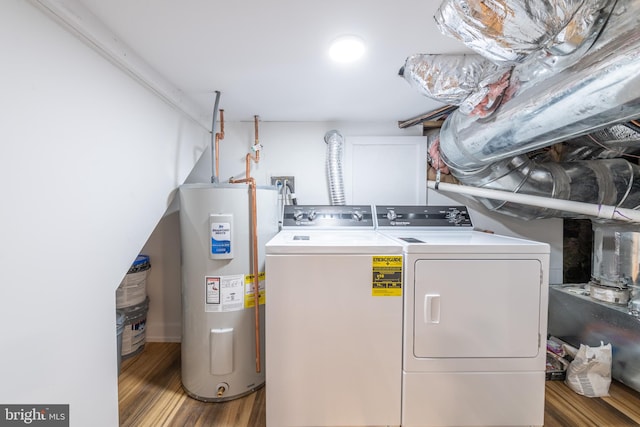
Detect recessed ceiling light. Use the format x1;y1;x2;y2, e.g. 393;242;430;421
329;35;366;63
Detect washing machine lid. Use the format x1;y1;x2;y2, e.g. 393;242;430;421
265;230;403;254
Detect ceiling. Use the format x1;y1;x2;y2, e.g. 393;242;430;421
77;0;470;123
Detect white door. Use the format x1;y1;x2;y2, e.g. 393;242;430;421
413;259;542;358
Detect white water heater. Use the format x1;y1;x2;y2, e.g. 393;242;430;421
179;183;278;401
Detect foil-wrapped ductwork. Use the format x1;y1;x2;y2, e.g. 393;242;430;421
435;0;615;64
400;54;510;114
438;0;640;173
416;0;640;222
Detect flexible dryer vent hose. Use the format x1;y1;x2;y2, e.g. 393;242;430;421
325;130;346;205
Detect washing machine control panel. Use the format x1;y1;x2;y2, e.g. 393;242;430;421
283;205;375;227
376;205;473;227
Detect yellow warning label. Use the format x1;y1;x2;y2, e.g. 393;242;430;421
244;271;266;307
372;256;402;296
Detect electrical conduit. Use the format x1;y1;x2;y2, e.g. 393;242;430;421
214;109;225;183
210;91;221;183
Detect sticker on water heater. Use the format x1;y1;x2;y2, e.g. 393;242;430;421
244;272;266;308
371;255;402;296
211;222;231;255
205;275;244;311
220;274;245;311
205;276;220;304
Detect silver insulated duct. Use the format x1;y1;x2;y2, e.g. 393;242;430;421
435;0;616;65
400;54;510;116
402;0;640;221
437;0;640;172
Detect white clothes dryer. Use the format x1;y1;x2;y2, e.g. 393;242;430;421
265;205;404;427
376;205;550;427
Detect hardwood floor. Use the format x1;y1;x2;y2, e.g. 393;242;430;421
119;342;640;426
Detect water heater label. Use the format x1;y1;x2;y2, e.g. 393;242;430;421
205;276;220;304
210;214;233;259
244;272;266;308
211;222;231;253
205;274;245;312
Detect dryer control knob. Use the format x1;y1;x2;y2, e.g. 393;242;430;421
352;211;363;221
293;211;304;221
386;210;397;221
307;210;317;221
447;210;463;224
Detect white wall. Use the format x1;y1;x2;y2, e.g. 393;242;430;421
143;121;564;341
0;1;209;425
220;121;426;204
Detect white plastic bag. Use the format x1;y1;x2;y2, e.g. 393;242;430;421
565;341;612;397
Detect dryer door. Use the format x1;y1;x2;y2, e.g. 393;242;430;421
413;258;542;358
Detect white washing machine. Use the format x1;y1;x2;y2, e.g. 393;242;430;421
376;205;550;427
265;205;404;427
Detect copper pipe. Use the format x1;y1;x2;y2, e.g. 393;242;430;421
214;109;225;182
249;181;260;373
228;176;261;373
250;115;261;373
245;154;253;179
253;116;261;165
228;115;262;373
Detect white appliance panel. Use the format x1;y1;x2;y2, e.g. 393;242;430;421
375;205;549;427
413;259;542;358
265;250;402;426
402;372;545;427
